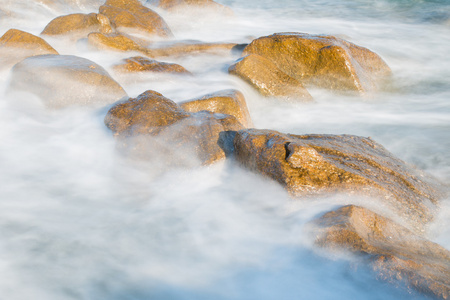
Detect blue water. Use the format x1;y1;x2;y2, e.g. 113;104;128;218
0;0;449;299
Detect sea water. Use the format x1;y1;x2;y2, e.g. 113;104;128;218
0;0;449;299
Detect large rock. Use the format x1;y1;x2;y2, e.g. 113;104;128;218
8;54;127;108
88;32;147;53
99;0;172;37
113;56;191;74
88;32;238;57
311;205;450;299
41;13;113;40
148;0;233;14
243;33;391;93
180;89;253;128
0;29;58;68
105;90;243;165
229;54;313;101
230;129;444;231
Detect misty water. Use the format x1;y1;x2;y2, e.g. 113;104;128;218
1;0;450;299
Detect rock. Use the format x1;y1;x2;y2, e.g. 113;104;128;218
113;56;191;75
105;90;243;165
99;0;172;38
8;54;127;108
243;33;392;93
229;54;313;101
41;13;113;40
148;0;233;14
88;33;238;57
311;205;450;299
0;29;58;68
180;89;253;128
230;129;444;231
88;32;147;53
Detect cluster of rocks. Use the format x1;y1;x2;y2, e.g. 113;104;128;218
1;0;448;298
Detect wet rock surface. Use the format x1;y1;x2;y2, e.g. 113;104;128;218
0;29;58;68
230;129;444;230
180;89;253;128
113;56;192;74
99;0;172;37
229;54;313;101
41;13;113;40
8;54;127;108
105;90;243;166
243;33;392;93
311;205;450;299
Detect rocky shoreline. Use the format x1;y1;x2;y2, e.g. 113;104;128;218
1;0;448;298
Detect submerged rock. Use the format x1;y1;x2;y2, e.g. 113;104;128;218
243;33;391;93
230;129;443;231
113;56;191;74
229;54;313;101
311;205;450;299
180;89;253;128
99;0;172;37
41;13;113;40
8;54;127;108
0;29;58;68
148;0;233;14
88;32;147;53
105;90;243;166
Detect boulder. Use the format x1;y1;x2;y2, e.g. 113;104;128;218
8;54;127;108
105;90;243;165
229;54;313;101
147;0;233;14
99;0;172;37
0;29;58;68
113;56;191;74
230;129;444;231
88;32;148;53
41;13;113;40
311;205;450;299
243;33;392;93
88;33;238;57
180;89;253;128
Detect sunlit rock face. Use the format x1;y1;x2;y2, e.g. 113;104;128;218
8;54;127;108
99;0;173;37
243;33;392;94
41;13;113;40
0;29;58;69
229;54;313;102
310;205;450;299
180;89;253;128
113;56;192;75
105;90;244;166
230;129;444;231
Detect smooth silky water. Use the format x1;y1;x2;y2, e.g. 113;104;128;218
0;0;449;299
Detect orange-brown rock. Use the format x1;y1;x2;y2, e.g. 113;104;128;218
41;13;113;40
311;205;450;299
105;90;243;165
243;33;392;93
230;129;444;231
88;33;238;57
88;32;148;53
8;54;127;108
113;56;191;74
148;0;233;14
0;29;58;68
229;54;313;102
99;0;172;38
180;89;253;128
